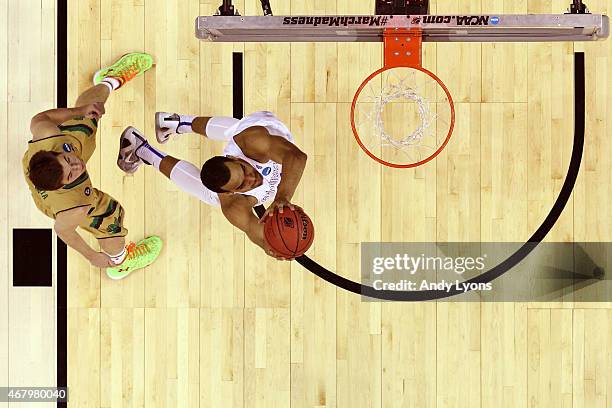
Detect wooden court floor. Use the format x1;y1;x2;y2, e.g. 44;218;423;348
2;0;611;407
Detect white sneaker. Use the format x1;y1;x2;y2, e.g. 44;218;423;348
155;112;182;144
117;126;148;174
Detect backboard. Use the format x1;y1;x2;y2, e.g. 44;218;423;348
195;10;608;168
195;14;609;43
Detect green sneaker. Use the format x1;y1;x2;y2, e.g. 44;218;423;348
106;235;163;280
93;52;154;90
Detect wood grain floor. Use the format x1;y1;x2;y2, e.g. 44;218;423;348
2;0;611;407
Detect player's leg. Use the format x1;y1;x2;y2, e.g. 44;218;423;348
117;127;220;206
67;54;153;176
159;156;220;206
155;112;238;143
82;193;162;280
98;236;128;263
81;194;129;264
75;84;111;107
76;52;154;109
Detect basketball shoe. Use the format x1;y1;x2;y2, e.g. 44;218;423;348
155;112;187;143
106;236;163;280
93;52;154;90
117;126;148;174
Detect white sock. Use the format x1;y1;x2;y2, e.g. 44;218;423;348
101;77;120;91
176;114;197;134
136;142;167;170
106;246;127;265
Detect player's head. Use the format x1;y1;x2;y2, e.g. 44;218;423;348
28;151;86;190
200;156;261;194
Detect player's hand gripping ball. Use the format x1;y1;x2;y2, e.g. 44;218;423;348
263;207;314;258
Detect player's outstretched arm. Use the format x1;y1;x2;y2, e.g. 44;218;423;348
54;206;114;268
30;103;105;141
219;194;288;260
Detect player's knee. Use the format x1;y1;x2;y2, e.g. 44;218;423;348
206;116;239;140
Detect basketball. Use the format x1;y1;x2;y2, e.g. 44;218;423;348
263;207;314;258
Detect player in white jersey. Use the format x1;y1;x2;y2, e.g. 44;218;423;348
116;111;308;259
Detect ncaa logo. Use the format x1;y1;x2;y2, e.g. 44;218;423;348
62;143;72;153
262;167;272;176
490;16;500;25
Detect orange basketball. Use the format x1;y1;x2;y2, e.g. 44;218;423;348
263;207;314;258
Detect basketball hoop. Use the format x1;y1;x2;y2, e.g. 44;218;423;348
197;12;608;164
351;28;455;168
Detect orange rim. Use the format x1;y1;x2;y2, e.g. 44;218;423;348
350;65;455;169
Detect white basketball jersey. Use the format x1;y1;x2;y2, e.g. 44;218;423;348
222;111;295;206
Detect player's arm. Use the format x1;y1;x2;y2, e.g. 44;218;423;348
220;194;266;248
30;104;105;141
54;206;113;268
219;194;286;259
236;127;307;216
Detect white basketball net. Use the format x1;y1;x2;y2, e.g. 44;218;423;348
354;67;452;162
369;80;435;151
